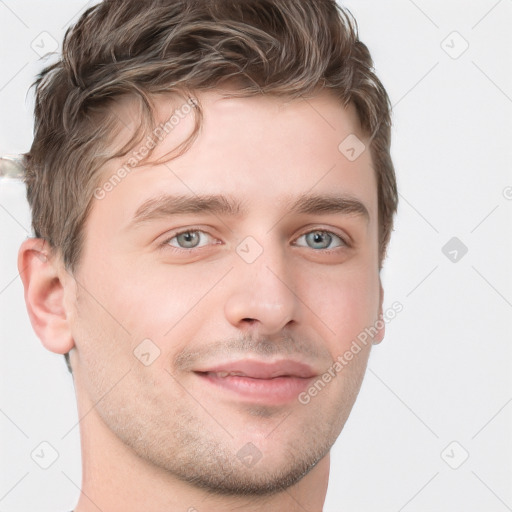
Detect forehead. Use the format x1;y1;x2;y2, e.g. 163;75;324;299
107;87;367;164
89;88;377;232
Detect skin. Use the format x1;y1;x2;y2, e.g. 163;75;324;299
19;87;384;512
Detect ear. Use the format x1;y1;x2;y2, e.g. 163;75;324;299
17;238;75;354
372;280;385;345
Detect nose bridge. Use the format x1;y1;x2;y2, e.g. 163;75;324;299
224;235;299;334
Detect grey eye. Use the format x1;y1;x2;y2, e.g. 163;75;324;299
175;231;201;249
295;231;345;250
305;231;333;249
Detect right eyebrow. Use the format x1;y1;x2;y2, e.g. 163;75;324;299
127;194;246;228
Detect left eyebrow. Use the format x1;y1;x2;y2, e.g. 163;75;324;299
288;193;370;222
126;192;370;229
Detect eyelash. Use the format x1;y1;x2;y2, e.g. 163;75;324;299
161;229;220;252
160;227;350;254
293;230;349;253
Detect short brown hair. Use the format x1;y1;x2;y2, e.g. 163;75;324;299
24;0;397;274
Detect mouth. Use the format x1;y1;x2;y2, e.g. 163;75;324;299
193;359;317;405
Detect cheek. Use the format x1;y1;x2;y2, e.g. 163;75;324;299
89;258;226;350
70;287;133;405
296;262;381;353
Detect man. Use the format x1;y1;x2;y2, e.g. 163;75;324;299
18;0;398;510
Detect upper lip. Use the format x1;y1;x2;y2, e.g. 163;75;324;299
194;359;317;379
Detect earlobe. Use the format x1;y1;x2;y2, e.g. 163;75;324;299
17;238;75;355
372;281;385;345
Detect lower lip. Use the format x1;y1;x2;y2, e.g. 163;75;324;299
195;372;314;405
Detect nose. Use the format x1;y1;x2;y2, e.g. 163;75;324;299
223;244;300;337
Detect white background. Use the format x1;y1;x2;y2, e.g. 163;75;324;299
1;1;511;511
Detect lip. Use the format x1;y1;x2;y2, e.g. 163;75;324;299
193;359;317;405
195;359;317;379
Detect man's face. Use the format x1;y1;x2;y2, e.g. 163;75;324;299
67;89;383;494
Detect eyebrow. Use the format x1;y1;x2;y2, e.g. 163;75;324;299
127;192;370;228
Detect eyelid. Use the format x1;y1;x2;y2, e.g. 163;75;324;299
292;229;349;249
160;227;221;250
159;225;351;253
293;223;351;243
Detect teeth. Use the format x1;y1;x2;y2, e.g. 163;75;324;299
213;371;246;378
